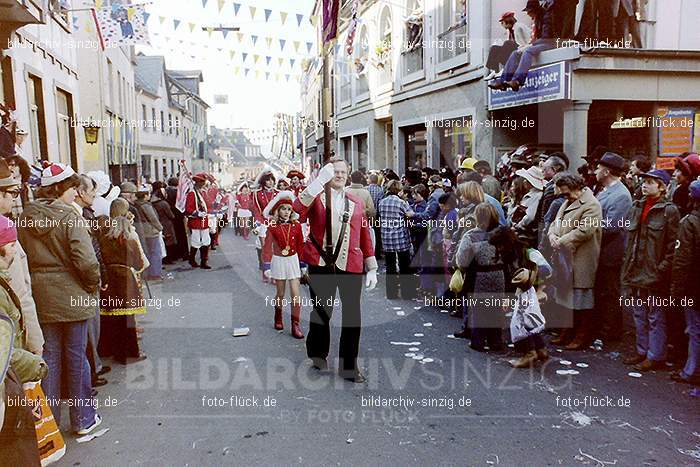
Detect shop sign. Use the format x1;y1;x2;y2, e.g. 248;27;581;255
487;61;569;111
657;107;695;169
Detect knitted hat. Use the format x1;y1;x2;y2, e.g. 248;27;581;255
0;215;17;246
262;191;295;219
41;162;76;187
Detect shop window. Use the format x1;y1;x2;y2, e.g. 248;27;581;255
438;117;473;170
402;0;424;77
438;0;468;65
27;74;48;160
405;124;428;170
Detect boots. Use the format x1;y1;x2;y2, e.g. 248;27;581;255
291;304;304;339
199;246;212;270
551;328;574;346
274;306;284;330
188;247;199;268
510;350;538;368
565;315;592;350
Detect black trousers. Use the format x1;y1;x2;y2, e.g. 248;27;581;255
485;40;517;72
385;250;417;300
594;264;624;339
306;265;364;372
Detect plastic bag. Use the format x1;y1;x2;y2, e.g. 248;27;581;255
449;269;464;293
23;381;66;466
510;287;546;343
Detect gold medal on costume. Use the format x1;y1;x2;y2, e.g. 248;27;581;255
282;247;290;256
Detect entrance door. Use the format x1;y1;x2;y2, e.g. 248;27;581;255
404;124;428;170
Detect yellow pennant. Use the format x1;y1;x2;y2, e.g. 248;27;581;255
159;16;166;25
230;50;235;59
278;57;283;66
218;0;225;12
249;6;256;19
280;12;288;25
255;70;261;79
265;37;272;49
236;32;243;43
95;0;103;9
293;41;300;53
253;54;260;64
189;23;196;33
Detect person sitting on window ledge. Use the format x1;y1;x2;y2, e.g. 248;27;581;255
484;11;531;81
488;0;557;92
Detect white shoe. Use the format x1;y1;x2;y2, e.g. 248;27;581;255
483;70;496;81
77;414;102;435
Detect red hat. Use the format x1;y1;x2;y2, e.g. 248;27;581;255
0;215;17;246
41;162;76;187
500;11;516;22
675;153;700;178
286;170;306;180
192;172;208;183
262;191;295;219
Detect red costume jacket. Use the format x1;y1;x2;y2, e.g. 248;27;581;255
252;188;279;224
185;189;209;230
290;184;305;197
236;193;253;210
293;190;376;274
262;220;305;269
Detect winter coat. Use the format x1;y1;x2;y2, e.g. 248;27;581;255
152;198;176;246
17;199;100;323
596;180;633;268
547;187;602;289
135;199;163;239
6;243;43;355
0;274;46;383
621;197;680;291
671;207;700;305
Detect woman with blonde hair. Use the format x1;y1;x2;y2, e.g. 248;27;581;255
97;198;150;364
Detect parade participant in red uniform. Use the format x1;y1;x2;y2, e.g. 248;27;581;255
235;182;253;240
287;170;306;197
262;191;306;339
252;168;278;282
203;175;223;250
184;173;212;270
293;158;378;383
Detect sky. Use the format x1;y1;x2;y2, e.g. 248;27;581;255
137;0;317;132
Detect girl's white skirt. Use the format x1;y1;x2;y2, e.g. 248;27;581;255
271;253;301;280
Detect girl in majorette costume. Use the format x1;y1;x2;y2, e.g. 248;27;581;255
262;191;306;339
235;182;253;240
287;170;307;197
252;168;278;283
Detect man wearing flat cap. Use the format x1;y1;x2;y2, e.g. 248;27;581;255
593;152;633;341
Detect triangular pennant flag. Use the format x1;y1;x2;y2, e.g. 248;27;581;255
234;66;240;75
280;11;288;25
285;74;290;82
222;29;229;39
265;56;271;66
207;27;214;38
217;47;223;52
290;58;296;68
173;19;181;30
230;50;235;59
279;39;286;51
143;12;151;23
236;32;243;43
95;0;103;8
306;42;313;53
249;6;256;19
266;37;272;49
202;0;208;7
217;0;225;13
244;68;250;77
293;41;300;53
251;35;258;46
253;54;260;64
189;22;196;33
159;16;166;25
264;9;272;22
242;52;248;62
255;70;261;79
233;3;241;15
265;72;270;80
310;15;317;27
296;14;304;27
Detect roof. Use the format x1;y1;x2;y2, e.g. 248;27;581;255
134;55;166;96
167;70;204;94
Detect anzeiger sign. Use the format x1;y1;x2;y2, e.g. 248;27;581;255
488;61;570;111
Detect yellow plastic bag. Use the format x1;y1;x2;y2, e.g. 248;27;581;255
449;269;464;293
23;381;66;466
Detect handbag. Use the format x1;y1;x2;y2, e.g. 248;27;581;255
510;287;546;343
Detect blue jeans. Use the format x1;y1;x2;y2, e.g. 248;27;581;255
42;320;98;431
145;236;163;279
87;311;102;374
501;39;556;84
682;307;699;379
628;290;667;362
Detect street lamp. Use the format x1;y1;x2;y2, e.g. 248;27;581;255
83;119;101;145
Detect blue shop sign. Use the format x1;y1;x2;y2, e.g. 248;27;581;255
488;61;570;110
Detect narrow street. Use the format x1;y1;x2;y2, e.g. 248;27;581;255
60;229;700;466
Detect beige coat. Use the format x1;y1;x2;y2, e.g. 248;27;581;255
345;184;376;220
8;243;43;355
548;187;602;289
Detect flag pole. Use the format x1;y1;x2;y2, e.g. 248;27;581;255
322;40;333;259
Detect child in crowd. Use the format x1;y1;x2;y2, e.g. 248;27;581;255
262;191;305;339
236;182;253;240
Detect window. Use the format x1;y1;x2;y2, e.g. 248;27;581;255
339;57;351;107
160;111;165;133
402;0;424;77
377;7;393;88
354;26;370;97
117;72;123;113
50;0;71;29
175;116;179;137
168;113;173;135
356;134;368;170
151;108;156;132
438;0;468;64
106;60;114;109
438;117;473;170
142;104;147;131
56;89;75;166
27;74;48;159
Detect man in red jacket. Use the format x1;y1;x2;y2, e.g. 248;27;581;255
293;158;378;383
184;173;211;270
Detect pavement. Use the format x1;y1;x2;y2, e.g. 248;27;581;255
59;228;700;466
